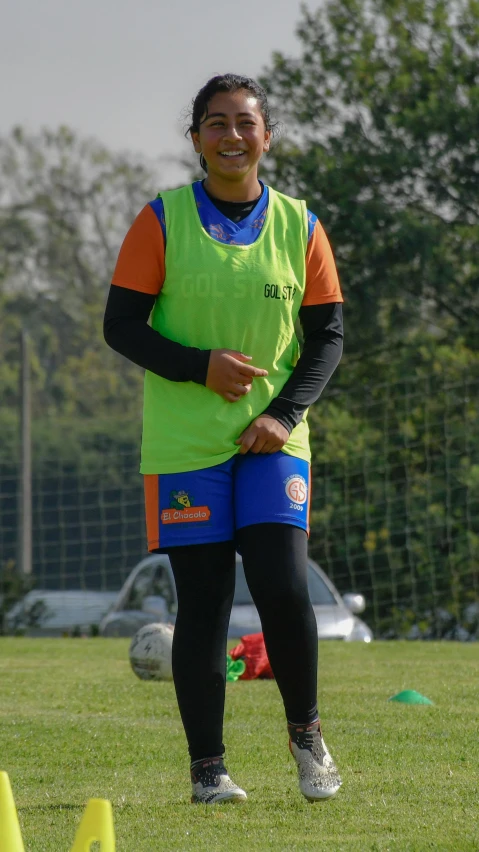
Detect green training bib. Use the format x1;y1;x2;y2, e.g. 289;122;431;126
141;184;310;473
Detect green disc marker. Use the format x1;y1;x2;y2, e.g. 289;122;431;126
388;689;433;705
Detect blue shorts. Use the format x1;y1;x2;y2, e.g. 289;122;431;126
144;451;311;551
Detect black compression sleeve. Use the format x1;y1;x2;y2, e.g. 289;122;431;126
262;303;343;433
103;284;211;384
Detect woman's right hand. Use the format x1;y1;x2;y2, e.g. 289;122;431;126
206;349;268;403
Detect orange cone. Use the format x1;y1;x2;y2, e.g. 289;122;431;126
70;798;115;851
0;771;26;852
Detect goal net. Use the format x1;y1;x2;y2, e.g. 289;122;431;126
1;371;478;637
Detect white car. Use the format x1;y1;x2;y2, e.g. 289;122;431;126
5;590;118;636
99;554;373;642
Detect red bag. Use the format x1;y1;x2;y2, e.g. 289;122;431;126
229;632;274;680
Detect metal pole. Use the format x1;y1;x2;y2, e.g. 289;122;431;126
18;329;32;575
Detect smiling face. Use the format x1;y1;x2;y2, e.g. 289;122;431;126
191;89;271;194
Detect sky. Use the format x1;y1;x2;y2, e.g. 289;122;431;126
1;0;318;184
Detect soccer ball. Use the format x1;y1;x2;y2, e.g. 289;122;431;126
129;622;174;681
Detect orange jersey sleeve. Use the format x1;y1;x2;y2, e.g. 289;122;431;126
111;204;165;295
303;220;343;306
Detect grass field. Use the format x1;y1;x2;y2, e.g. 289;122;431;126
0;639;477;852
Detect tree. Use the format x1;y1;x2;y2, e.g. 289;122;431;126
260;2;479;631
0;127;163;447
260;0;479;358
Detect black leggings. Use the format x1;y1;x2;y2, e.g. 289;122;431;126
169;523;319;762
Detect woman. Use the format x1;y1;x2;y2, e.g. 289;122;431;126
104;74;344;804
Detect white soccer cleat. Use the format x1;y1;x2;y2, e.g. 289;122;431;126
288;723;342;802
190;757;247;804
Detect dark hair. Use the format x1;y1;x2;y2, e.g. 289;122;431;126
187;73;276;173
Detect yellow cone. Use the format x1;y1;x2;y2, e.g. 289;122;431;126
0;771;26;852
70;798;115;852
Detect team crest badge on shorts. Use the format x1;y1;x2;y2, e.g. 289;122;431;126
283;474;308;506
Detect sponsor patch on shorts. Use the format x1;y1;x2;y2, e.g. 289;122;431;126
160;489;211;524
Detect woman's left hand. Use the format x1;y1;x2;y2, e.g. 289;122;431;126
235;415;289;455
